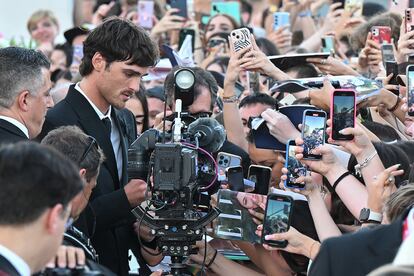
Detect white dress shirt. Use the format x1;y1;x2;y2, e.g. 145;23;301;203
0;244;30;276
0;116;29;138
75;83;123;180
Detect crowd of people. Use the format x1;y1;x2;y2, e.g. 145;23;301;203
1;0;414;275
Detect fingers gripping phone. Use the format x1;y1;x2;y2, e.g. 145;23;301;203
248;165;272;195
371;26;391;44
301;110;326;160
330;89;356;141
407;65;414;116
261;194;293;248
230;28;252;53
273;12;290;31
169;0;188;18
285;140;307;189
227;166;244;192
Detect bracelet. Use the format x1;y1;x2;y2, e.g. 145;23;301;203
387;95;401;112
332;171;352;191
354;151;378;177
206;249;218;268
222;95;238;103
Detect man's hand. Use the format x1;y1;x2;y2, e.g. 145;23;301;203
124;179;147;207
46;245;85;269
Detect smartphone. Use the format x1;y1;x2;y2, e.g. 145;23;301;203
248;71;260;94
211;1;242;25
178;28;195;51
207;37;227;49
381;44;395;66
406;65;414;116
321;36;335;54
301;109;326;160
386;61;398;86
405;8;414;32
169;0;187;18
344;0;363;17
261;193;293;248
273;12;290;31
227;166;244;192
137;0;154;29
230;28;252;53
284;140;307;189
217;152;242;175
248;165;272;195
371;26;391;44
330;90;356;141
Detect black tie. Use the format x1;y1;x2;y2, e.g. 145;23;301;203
102;117;112;137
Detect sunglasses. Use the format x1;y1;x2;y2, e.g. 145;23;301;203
79;136;98;164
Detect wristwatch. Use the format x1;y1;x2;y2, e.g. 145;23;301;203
359;208;383;223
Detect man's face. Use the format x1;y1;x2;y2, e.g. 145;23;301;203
147;97;165;127
248;142;283;189
97;60;148;110
70;175;97;220
25;68;54;138
239;103;271;137
173;86;212;114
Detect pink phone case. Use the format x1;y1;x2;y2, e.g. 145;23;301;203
371;26;391;44
330;89;356;140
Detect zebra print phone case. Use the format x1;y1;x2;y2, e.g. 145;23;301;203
230;28;252;52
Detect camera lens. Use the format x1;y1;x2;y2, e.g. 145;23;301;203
219;155;224;159
236;35;240;39
175;69;195;90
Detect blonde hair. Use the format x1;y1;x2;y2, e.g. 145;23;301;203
27;10;59;33
384;183;414;223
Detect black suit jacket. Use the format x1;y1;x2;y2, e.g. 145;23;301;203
39;85;150;276
0;119;27;144
309;217;404;276
0;255;20;276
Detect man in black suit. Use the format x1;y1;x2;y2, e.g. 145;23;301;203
0;47;53;144
39;17;161;275
0;142;83;275
309;210;409;276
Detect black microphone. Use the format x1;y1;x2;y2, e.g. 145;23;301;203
188;118;226;153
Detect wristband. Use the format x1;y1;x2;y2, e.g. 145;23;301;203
387;95;401;112
222;95;238;103
206;249;218;268
332;171;352;191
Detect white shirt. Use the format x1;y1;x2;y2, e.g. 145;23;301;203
75;83;123;180
0;116;29;138
0;244;30;276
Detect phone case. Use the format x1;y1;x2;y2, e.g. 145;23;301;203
381;44;395;65
273;12;290;30
407;65;414;116
230;28;252;52
321;36;335;54
138;0;154;29
405;8;414;32
261;193;293;247
226;166;244;192
169;0;187;18
301;109;326;160
371;26;391;44
330;89;356;141
248;165;272;195
217;152;242;174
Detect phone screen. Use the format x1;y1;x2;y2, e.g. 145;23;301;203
302;111;326;160
262;195;292;247
178;29;195;51
381;44;395;65
408;67;414;116
386;61;398;86
227;166;244;192
285;141;307;189
332;91;355;140
248;166;271;195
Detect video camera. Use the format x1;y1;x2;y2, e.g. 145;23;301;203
127;68;224;271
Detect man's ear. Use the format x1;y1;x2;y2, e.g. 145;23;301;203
79;168;87;179
45;204;64;235
17;90;30;112
91;52;106;72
